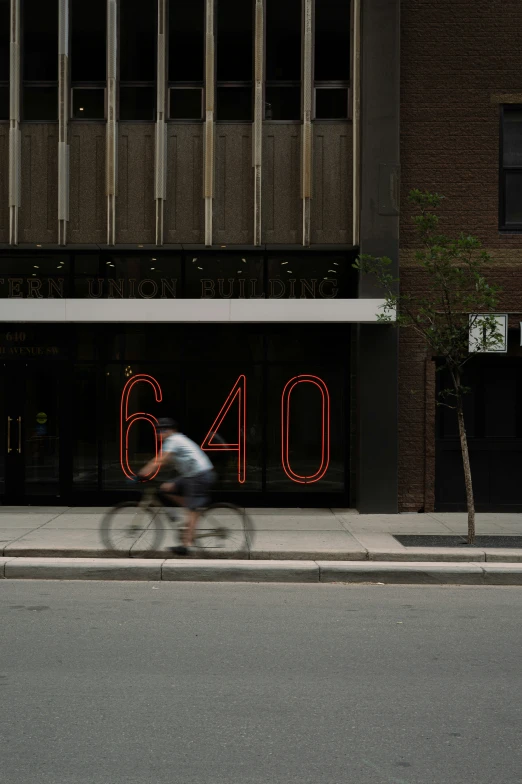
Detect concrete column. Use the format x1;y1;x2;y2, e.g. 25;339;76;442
8;0;20;246
106;0;118;245
155;0;167;245
253;0;263;246
357;0;401;513
58;0;70;245
204;0;215;247
301;0;313;247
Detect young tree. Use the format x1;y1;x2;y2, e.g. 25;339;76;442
355;190;504;544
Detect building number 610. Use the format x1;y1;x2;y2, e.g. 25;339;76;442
120;373;330;485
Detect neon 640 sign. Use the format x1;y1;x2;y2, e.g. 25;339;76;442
120;374;330;484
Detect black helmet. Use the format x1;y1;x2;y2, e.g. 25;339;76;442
155;417;178;432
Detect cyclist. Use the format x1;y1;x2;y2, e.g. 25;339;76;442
138;418;215;556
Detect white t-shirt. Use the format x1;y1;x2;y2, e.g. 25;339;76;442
162;433;213;477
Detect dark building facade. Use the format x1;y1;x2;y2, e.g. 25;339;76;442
0;0;400;508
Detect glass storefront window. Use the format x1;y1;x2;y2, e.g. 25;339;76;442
183;324;263;363
105;327;183;363
73;365;98;490
0;324;349;503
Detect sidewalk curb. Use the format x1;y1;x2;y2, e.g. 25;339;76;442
2;557;522;584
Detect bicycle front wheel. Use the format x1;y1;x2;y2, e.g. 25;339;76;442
100;502;163;557
193;503;253;557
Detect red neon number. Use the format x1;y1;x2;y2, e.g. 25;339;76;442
120;374;163;480
201;375;246;483
281;375;330;484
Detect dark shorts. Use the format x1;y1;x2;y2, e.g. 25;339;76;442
164;469;216;511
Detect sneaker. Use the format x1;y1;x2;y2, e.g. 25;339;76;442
170;545;192;557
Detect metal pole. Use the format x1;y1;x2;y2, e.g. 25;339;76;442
352;0;361;247
8;0;20;245
106;0;118;245
204;0;215;247
58;0;70;245
301;0;313;247
155;0;167;245
253;0;263;246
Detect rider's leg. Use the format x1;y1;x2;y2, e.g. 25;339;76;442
182;509;200;547
163;492;185;508
159;481;185;509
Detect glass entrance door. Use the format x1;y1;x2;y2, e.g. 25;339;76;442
1;364;63;502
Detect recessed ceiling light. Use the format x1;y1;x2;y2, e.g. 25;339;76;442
33;265;39;269
79;107;84;111
197;266;203;270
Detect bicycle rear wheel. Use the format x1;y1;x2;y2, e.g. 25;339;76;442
193;503;253;557
100;502;163;557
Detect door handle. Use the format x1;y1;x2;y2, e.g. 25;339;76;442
17;416;22;454
7;416;12;453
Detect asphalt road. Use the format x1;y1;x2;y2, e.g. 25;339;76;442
0;582;521;784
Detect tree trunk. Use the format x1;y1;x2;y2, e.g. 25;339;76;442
456;389;475;545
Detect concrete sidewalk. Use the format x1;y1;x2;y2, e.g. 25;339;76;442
0;506;521;562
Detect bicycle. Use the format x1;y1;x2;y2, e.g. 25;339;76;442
100;478;254;558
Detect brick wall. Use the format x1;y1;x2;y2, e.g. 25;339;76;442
399;0;522;509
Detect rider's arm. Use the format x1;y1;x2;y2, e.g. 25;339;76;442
139;450;171;477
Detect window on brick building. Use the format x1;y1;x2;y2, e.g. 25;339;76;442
500;106;522;230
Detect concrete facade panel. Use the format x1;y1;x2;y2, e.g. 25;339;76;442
311;123;352;244
116;123;155;244
165;124;204;244
262;125;300;244
19;124;58;244
69;123;106;244
215;124;254;245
